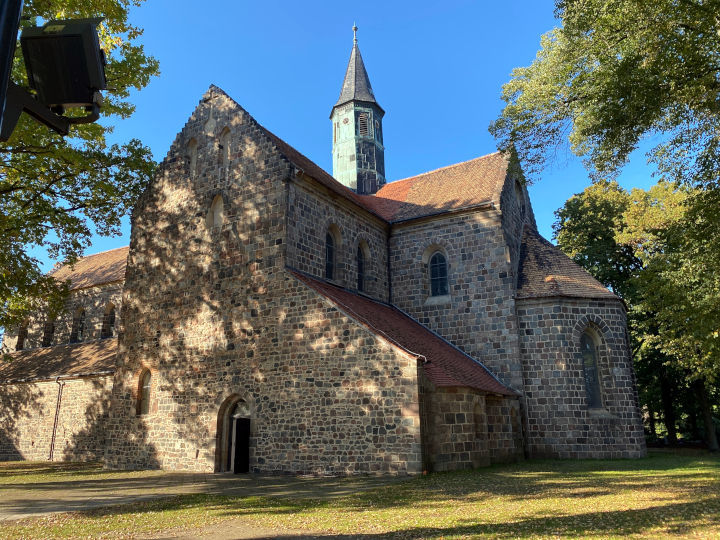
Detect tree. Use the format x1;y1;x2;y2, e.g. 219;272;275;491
0;0;159;330
554;180;719;450
490;0;720;188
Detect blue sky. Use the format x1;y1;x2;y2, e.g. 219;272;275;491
44;0;657;266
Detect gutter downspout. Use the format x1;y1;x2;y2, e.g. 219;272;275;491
49;376;65;461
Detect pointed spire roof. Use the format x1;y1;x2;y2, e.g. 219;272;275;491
333;26;382;112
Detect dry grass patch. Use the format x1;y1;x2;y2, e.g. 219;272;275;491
2;452;719;539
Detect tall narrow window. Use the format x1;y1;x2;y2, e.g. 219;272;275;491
15;323;28;351
101;304;116;339
325;232;335;280
188;138;198;178
429;252;449;296
357;244;366;292
219;127;230;168
358;112;369;136
69;309;86;343
42;319;55;347
138;370;152;416
580;331;602;408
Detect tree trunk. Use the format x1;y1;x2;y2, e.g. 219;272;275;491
660;372;678;444
695;379;719;452
647;403;657;440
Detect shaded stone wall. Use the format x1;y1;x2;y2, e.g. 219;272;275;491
0;376;113;461
418;374;522;472
286;179;389;301
517;297;646;458
390;211;523;390
1;282;123;353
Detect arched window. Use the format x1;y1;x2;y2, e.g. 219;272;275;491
138;370;152;416
15;323;28;351
325;232;335;280
219;127;230;168
69;309;86;344
429;252;449;296
580;331;602;408
206;194;224;229
42;319;55;347
101;304;116;339
357;244;366;292
188;138;198;178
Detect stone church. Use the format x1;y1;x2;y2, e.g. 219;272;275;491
0;34;645;474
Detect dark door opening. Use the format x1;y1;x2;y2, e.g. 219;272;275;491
227;416;250;473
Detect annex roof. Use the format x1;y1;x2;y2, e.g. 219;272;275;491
0;339;117;383
290;270;516;396
363;152;508;222
51;246;129;290
517;226;618;301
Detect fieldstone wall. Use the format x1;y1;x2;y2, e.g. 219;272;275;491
390;211;523;390
418;373;523;472
1;282;123;354
517;297;646;458
0;375;113;461
286;179;389;301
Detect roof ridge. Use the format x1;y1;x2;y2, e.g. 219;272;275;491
386;151;503;187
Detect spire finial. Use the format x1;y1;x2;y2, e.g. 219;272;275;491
353;23;358;45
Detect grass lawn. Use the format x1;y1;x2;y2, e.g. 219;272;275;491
2;451;719;539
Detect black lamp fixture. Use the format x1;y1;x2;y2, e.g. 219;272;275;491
0;12;107;141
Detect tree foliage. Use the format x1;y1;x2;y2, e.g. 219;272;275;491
490;0;720;187
0;0;159;329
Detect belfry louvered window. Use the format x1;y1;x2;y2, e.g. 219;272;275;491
429;252;449;297
358;113;369;136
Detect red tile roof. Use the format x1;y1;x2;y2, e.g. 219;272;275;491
517;226;618;300
290;270;516;396
51;246;128;290
0;339;117;383
363;152;508;222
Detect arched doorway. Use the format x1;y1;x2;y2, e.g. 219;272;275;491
216;397;251;473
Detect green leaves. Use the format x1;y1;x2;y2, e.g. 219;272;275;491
0;0;158;329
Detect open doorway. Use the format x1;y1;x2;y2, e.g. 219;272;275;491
216;397;251;473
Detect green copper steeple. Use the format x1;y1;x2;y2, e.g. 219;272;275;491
331;25;385;195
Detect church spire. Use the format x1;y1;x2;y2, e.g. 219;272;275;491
333;25;382;112
330;25;386;195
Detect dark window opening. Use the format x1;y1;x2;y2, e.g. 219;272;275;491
15;324;28;351
581;331;602;408
325;232;335;280
357;244;365;292
42;320;55;347
430;252;449;296
69;309;86;343
101;306;116;339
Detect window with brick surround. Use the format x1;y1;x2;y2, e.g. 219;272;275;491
580;330;602;408
206;194;225;229
69;309;86;344
429;252;449;296
219;127;230;168
188;138;198;178
357;243;366;292
138;370;152;416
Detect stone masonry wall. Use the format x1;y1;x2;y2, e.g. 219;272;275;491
517;297;646;458
390;211;523;391
286;180;389;301
105;88;421;474
0;375;113;461
1;282;123;353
